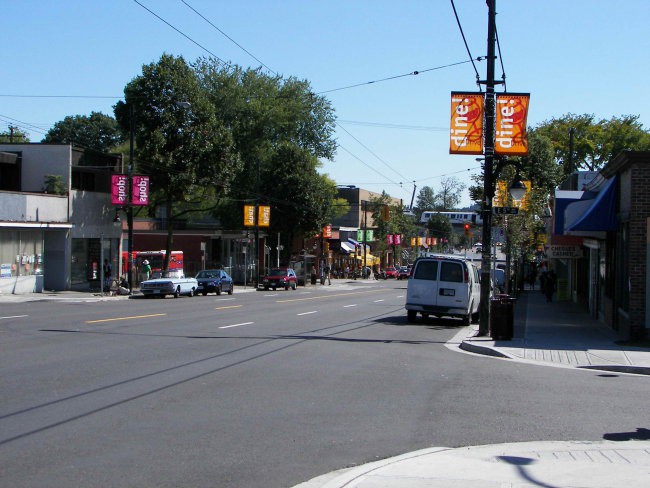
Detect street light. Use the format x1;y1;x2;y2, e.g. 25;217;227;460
509;173;527;201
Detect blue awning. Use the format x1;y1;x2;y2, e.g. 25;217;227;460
347;238;360;246
565;177;618;232
340;242;355;253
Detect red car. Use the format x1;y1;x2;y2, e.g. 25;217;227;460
384;266;399;279
262;268;298;290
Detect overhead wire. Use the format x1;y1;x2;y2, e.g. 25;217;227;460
449;0;483;90
495;24;507;91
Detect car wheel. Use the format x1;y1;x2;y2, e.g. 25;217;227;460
264;286;269;291
462;314;471;326
216;285;221;296
228;284;233;295
202;291;208;296
189;288;194;297
285;285;289;290
407;310;417;323
272;286;276;291
291;283;297;290
173;288;180;298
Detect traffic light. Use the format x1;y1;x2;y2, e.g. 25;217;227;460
464;223;471;237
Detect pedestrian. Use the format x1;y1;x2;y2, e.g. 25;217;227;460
324;264;331;285
118;275;130;295
141;259;151;282
544;269;557;302
345;265;350;279
103;258;112;290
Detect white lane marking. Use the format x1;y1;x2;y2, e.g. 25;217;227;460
396;295;404;298
343;304;357;308
219;322;254;329
297;311;318;316
0;315;29;320
373;299;385;303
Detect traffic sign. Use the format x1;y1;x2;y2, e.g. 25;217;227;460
493;206;519;215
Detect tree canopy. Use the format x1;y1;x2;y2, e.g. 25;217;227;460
43;111;124;153
0;126;30;143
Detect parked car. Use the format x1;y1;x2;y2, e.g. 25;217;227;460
384;266;399;279
195;269;234;296
140;273;198;298
397;266;410;280
405;254;481;325
262;268;297;290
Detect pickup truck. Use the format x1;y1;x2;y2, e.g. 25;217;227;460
140;273;198;298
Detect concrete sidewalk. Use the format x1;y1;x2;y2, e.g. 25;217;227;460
460;290;650;376
296;291;650;487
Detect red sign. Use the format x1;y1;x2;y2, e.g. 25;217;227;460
322;225;332;238
386;234;393;245
132;176;150;206
111;174;128;205
394;234;401;245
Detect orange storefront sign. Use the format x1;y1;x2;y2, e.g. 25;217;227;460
495;93;530;156
449;92;484;155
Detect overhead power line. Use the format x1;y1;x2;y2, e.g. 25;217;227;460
450;0;483;89
317;59;479;95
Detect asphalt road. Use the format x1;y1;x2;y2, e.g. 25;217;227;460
1;280;649;487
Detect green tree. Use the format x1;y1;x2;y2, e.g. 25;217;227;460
370;192;419;265
414;186;437;221
114;54;240;270
435;176;466;210
426;213;454;249
534;113;650;174
43;112;124;153
0;126;29;143
193;59;338;250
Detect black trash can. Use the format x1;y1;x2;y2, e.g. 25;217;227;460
489;294;516;340
310;272;317;285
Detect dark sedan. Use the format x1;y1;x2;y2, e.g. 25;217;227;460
195;269;234;296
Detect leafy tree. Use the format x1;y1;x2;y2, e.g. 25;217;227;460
114;54;240;270
193;59;338;250
413;186;437;221
435;176;466;210
534;113;650;174
370;191;419;265
0;126;29;143
43;112;124;153
426;213;454;249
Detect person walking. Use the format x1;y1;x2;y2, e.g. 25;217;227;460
141;259;151;282
324;264;331;285
544;269;557;302
103;258;112;290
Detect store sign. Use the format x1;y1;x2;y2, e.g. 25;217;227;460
495;93;530;156
132;176;150;206
111;174;128;205
545;245;583;259
449;92;484;154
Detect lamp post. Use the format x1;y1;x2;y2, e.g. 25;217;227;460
127;103;135;292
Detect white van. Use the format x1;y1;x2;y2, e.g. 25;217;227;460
405;254;481;325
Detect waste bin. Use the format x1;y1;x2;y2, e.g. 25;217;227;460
310;272;317;285
489;294;516;340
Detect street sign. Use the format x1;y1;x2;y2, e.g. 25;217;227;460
493;206;519;215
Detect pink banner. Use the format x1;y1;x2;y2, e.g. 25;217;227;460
111;174;128;205
132;176;150;206
386;234;394;245
394;234;401;245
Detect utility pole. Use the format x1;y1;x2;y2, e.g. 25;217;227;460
478;0;498;336
127;104;135;292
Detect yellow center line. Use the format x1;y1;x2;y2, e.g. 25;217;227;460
215;305;242;310
86;313;167;324
276;289;382;303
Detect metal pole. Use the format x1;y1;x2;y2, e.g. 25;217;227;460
478;0;497;336
127;103;135;293
277;232;281;267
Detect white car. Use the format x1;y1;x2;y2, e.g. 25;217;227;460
405;254;481;325
140;274;198;298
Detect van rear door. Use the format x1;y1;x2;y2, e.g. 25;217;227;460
437;260;468;310
407;259;439;308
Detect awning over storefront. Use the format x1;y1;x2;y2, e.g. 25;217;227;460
353;254;380;265
340;241;355;253
565;176;618;233
347;238;360;247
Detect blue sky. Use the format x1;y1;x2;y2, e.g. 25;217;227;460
2;1;649;207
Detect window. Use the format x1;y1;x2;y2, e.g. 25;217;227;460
414;260;438;280
440;262;463;283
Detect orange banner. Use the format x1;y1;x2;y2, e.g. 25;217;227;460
495;93;530;156
449;92;484;154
